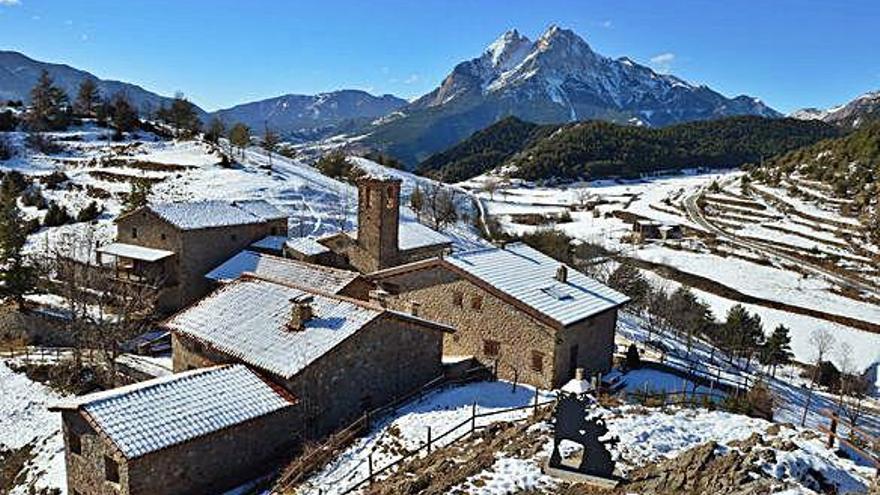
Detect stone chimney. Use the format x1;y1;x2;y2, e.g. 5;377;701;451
288;294;314;331
369;288;389;308
409;300;421;317
555;264;568;283
356;176;401;270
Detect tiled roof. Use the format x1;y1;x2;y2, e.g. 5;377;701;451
444;243;629;327
147;200;285;230
164;279;382;378
52;365;294;459
205;250;360;294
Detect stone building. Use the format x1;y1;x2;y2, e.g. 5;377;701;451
98;200;288;312
166;275;452;439
301;176;452;273
205;249;373;300
369;242;629;389
49;365;299;495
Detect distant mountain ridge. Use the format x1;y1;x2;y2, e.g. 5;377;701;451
210;90;407;141
790;90;880;128
0;50;206;117
363;25;782;166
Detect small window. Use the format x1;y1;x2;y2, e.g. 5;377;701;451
270;227;278;236
231;233;238;241
531;350;545;373
69;432;81;455
483;339;500;357
160;233;167;240
452;291;463;307
131;227;138;239
471;295;483;311
104;455;119;483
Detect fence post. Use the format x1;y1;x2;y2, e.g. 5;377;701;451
533;388;539;417
512;368;518;394
471;401;477;434
827;412;838;449
427;426;432;454
368;452;373;485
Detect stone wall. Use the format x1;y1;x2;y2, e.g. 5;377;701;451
61;411;131;495
118;210;288;312
377;265;618;389
377;265;559;388
172;314;444;440
61;406;299;495
0;307;72;346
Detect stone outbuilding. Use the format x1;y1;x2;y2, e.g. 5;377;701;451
100;200;288;312
49;364;298;495
369;242;629;389
166;275;453;439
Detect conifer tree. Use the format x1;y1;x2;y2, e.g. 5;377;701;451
123;179;152;214
74;78;101;117
0;190;36;308
228;123;251;158
261;122;279;168
26;70;70;131
761;324;793;377
110;93;139;137
204;117;226;144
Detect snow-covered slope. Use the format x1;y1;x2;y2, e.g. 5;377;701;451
790;90;880;128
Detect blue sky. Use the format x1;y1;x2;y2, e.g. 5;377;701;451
1;0;878;113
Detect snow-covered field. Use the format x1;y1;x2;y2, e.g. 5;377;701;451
0;362;67;495
466;170;880;373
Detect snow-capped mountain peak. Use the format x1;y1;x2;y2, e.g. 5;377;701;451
790;89;880;128
485;29;532;71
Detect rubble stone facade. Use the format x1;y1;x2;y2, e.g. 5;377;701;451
373;264;617;389
115;209;287;312
59;406;298;495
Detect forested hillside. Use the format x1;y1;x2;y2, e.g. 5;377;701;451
750;121;880;217
418;116;841;182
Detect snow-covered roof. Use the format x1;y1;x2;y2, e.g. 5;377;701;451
444;243;629;327
286;237;331;256
96;242;175;262
164;279;383;379
251;235;288;252
51;365;294;459
145;200;285;230
205;250;360;294
345;218;452;252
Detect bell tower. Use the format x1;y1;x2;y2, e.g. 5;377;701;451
356;175;401;270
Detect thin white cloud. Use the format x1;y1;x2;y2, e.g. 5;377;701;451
650;52;676;73
80;33;88;41
403;74;420;84
0;0;21;6
601;20;612;29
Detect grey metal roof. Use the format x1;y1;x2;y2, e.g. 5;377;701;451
57;365;293;459
165;279;381;378
445;243;629;327
205;250;360;294
251;235;288;252
97;242;174;262
147;200;285;230
285;237;331;256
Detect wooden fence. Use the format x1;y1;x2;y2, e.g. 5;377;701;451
272;365;491;493
819;408;880;473
0;345;102;365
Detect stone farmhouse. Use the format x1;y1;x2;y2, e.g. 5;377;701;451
49;364;299;495
166;275;453;439
99;200;288;312
369;242;629;389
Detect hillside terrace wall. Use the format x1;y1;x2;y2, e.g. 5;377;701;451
171;313;443;440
